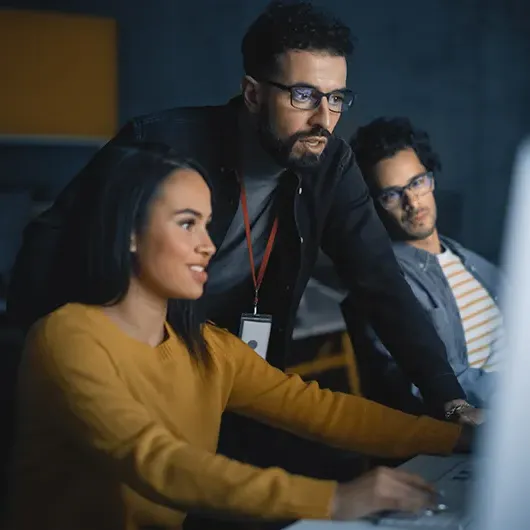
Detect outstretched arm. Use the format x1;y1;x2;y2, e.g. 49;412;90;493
321;148;465;410
215;327;462;458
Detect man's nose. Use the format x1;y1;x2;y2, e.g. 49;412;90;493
403;189;421;209
308;97;331;131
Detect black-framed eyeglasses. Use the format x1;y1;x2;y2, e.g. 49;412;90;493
263;80;356;113
376;171;435;211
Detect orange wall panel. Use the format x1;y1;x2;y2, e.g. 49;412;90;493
0;9;117;138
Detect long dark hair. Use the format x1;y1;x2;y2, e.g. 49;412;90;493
64;142;211;364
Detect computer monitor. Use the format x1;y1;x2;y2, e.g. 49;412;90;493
470;136;530;530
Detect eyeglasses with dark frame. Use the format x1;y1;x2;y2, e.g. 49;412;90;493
376;171;435;211
263;80;356;113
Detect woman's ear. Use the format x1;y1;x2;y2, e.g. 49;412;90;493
130;234;137;253
241;75;263;114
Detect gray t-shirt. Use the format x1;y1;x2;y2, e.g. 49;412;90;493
206;113;284;295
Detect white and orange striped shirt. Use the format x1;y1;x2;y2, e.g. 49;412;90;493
437;248;502;372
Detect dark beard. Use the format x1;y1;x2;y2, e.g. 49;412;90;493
380;206;437;242
256;107;331;170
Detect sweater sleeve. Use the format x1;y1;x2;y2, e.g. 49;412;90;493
25;322;336;521
215;328;462;458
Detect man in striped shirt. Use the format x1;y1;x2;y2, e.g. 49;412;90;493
344;117;501;412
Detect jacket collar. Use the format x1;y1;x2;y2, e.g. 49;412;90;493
392;235;467;270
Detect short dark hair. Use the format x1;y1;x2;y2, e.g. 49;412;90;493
351;117;442;188
242;0;355;79
62;143;211;364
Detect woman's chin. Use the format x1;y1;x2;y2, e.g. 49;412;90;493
173;287;204;300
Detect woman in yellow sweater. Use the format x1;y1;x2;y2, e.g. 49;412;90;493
8;144;470;530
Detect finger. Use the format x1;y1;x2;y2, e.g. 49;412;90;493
393;483;435;514
461;410;483;426
390;469;436;493
373;472;435;514
458;415;479;426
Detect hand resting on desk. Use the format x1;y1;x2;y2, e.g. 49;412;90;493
330;421;478;521
331;466;437;520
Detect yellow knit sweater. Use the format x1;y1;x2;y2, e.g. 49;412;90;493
8;303;461;530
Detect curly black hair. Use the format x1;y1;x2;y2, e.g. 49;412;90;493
242;0;355;79
351;117;442;186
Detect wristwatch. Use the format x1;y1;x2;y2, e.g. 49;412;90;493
445;401;474;421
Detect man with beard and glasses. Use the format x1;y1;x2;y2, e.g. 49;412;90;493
345;116;501;416
9;3;481;528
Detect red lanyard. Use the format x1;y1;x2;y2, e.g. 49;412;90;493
239;175;279;314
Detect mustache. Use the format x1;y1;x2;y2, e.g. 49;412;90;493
291;126;332;143
404;207;427;220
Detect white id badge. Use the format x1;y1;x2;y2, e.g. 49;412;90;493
239;313;272;359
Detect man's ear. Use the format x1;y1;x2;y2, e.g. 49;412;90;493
241;75;264;114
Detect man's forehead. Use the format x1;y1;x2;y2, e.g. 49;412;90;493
276;50;347;91
375;150;426;187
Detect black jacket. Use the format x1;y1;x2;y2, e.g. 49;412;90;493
8;97;465;407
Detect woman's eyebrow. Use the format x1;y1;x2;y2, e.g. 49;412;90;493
173;208;203;217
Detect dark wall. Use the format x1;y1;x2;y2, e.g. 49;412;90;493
2;0;530;261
